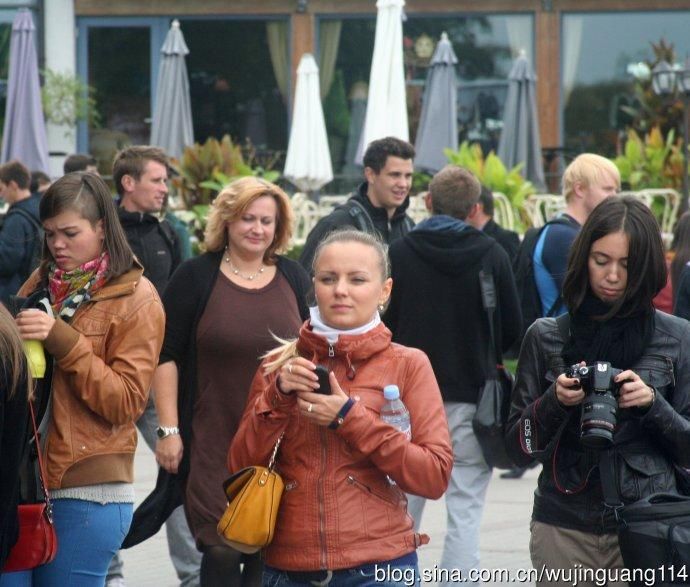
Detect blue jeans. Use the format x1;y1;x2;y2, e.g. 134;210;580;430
263;555;420;586
0;499;133;587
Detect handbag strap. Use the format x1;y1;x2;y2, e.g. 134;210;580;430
479;255;499;378
28;400;53;516
267;432;285;473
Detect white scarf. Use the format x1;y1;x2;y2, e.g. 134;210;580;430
309;306;381;344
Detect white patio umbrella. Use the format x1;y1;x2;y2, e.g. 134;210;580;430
150;20;194;159
355;0;408;164
284;53;333;192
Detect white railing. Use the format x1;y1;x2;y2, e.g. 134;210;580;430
288;188;683;248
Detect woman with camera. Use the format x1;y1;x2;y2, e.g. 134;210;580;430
506;196;690;584
229;229;453;586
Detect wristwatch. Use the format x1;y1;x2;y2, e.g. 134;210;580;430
156;425;180;440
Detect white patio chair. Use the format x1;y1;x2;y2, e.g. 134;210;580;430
492;192;515;232
636;188;680;247
523;194;565;228
408;193;430;224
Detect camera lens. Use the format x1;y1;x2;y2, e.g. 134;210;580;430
580;391;618;449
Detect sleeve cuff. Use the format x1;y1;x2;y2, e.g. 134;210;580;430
43;317;80;360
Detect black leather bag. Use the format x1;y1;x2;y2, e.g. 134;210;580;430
471;265;516;470
473;366;515;469
600;451;690;585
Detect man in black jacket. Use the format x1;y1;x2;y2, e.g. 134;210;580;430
108;146;200;587
299;136;415;271
467;185;520;262
0;160;41;306
385;165;521;578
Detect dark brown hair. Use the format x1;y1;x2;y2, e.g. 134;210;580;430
112;146;168;197
363;137;415;173
0;160;30;190
38;173;134;282
562;196;666;318
64;153;97;174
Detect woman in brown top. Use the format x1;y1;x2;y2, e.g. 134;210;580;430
152;178;310;586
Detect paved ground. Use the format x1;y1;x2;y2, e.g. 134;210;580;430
120;441;541;586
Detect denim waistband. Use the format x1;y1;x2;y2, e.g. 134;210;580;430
271;551;418;585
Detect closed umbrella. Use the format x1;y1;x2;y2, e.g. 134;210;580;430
414;32;458;173
1;9;49;173
497;51;545;191
284;53;333;193
150;20;194;159
356;0;408;164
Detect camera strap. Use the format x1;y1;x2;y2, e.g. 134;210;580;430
599;449;624;520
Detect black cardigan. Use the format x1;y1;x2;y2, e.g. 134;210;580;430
123;251;310;548
0;361;30;568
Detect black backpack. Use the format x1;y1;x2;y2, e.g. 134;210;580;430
6;206;43;282
512;217;574;344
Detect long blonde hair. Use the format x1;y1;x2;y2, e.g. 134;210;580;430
262;229;389;374
0;305;32;401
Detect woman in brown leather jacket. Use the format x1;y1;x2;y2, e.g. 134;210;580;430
229;229;453;586
1;173;164;586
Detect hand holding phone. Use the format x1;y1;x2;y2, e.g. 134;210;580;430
314;365;332;395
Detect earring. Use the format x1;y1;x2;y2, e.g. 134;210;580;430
378;303;385;312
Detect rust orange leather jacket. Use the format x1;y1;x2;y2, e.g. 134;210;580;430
19;264;165;489
228;322;452;571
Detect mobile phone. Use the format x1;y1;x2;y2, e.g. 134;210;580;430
314;365;332;395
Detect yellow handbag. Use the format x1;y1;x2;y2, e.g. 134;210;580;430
217;433;284;554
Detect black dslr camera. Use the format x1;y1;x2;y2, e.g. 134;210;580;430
564;361;623;449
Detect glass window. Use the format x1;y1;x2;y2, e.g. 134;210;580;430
562;10;690;155
320;14;533;183
88;27;151;164
180;18;289;155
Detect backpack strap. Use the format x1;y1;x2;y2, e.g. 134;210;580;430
8;206;41;232
479;251;500;376
7;206;42;278
342;199;376;234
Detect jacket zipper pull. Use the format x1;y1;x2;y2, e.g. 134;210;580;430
328;344;335;358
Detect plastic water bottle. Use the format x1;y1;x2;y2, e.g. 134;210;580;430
381;385;411;485
380;385;411;439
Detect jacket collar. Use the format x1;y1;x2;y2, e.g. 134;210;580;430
90;260;144;301
353;182;411;223
297;321;391;362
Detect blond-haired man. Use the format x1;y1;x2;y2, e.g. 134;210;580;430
534;153;620;317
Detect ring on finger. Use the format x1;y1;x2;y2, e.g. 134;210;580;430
307;403;313;413
288;363;293;375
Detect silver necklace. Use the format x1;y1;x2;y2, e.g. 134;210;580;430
224;250;265;281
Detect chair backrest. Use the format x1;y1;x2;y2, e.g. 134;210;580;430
317;195;349;218
636;188;680;248
523;194;565;228
290;193;320;247
407;193;430;224
492;192;515;231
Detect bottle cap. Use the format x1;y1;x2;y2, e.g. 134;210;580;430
383;385;400;400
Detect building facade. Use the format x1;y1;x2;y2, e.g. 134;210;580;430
2;1;690;180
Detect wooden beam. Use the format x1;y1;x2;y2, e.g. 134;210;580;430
291;11;315;102
536;5;560;149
